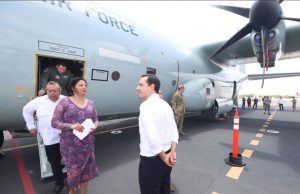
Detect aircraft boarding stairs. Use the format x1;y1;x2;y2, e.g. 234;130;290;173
36;121;66;178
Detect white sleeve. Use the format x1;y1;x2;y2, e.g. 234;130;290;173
168;107;179;144
22;98;38;130
140;106;163;155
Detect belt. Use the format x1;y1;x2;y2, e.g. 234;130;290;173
140;149;171;159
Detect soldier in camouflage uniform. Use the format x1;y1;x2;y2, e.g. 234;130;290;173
38;63;73;96
171;85;186;136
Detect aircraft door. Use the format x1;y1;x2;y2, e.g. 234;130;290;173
37;55;85;96
35;55;85;178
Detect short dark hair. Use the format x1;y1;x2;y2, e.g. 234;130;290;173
68;77;87;96
56;62;66;67
142;74;160;93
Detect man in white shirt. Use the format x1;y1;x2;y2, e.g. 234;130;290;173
136;75;179;194
23;81;65;194
278;97;284;111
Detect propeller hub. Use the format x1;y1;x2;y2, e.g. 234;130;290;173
249;1;282;31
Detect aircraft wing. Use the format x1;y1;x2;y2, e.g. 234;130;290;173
248;72;300;80
282;25;300;59
196;35;256;67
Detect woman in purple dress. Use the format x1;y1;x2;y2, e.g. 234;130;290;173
52;77;99;194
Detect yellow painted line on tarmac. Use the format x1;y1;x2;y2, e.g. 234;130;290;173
242;149;253;158
226;166;245;180
250;140;260;146
223;111;277;185
259;128;266;133
256;133;264;138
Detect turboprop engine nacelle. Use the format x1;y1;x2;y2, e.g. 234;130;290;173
184;78;215;111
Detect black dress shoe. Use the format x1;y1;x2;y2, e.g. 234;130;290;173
52;184;64;194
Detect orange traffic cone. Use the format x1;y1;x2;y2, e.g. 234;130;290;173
225;108;245;166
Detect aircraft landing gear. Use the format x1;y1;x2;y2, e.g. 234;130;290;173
201;102;218;121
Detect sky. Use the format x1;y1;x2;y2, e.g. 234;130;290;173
92;1;300;96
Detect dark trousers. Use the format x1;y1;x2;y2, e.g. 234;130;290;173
139;156;172;194
45;143;64;186
279;104;284;111
253;103;257;109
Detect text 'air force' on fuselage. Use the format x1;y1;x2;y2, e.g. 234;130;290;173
42;0;138;36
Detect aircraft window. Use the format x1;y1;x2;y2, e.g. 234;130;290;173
206;88;210;95
172;80;176;86
146;67;156;75
111;71;120;81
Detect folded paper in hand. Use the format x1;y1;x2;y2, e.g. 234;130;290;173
73;118;95;140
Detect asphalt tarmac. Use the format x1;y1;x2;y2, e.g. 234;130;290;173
1;102;300;194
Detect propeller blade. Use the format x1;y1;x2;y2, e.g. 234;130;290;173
209;23;252;60
281;16;300;22
260;27;269;88
211;5;250;18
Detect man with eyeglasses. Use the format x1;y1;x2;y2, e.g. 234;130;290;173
23;81;65;194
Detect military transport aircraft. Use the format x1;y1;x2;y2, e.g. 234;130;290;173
1;0;300;177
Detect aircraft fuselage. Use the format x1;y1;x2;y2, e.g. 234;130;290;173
0;1;246;131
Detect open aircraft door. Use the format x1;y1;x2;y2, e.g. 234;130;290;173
35;54;85;178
